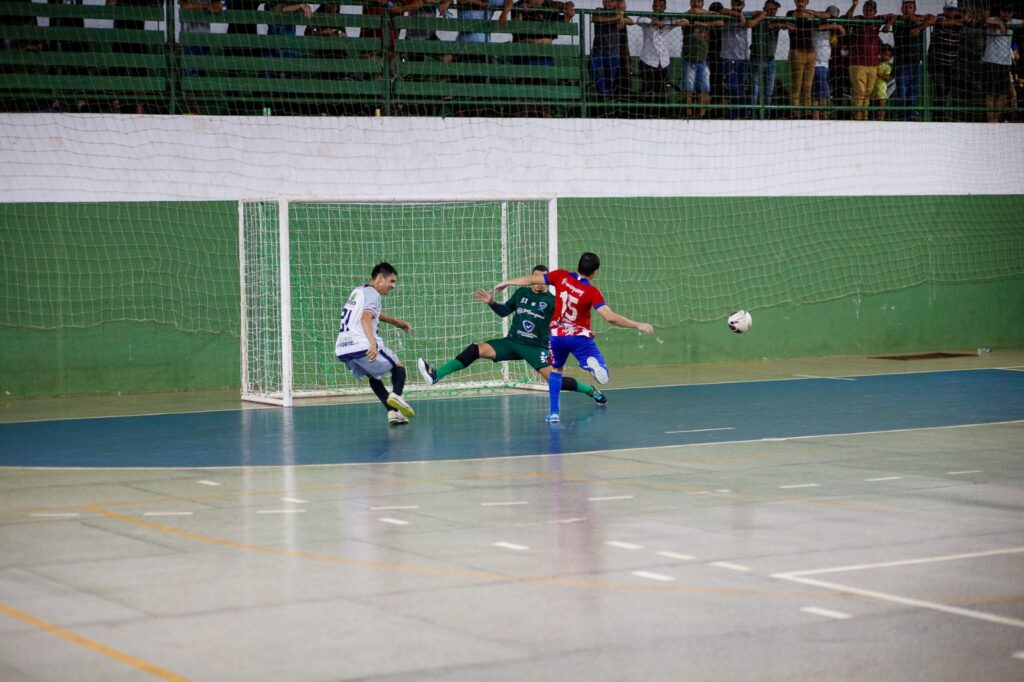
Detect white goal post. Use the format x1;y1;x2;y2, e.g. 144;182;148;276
241;197;558;406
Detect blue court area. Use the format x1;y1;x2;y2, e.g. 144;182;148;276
2;369;1023;469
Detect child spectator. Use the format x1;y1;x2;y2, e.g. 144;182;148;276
872;42;892;120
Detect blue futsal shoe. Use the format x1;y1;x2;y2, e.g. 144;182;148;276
545;412;561;424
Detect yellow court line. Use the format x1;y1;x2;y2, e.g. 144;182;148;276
82;505;812;598
0;602;191;682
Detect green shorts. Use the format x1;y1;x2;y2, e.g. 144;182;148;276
486;337;550;372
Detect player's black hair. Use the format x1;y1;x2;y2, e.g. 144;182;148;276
371;262;397;279
532;264;548;273
577;252;600;277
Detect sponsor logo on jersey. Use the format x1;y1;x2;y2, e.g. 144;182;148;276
523;320;535;333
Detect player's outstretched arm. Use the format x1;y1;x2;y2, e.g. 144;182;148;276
474;288;514;317
495;272;546;291
380;313;411;333
597;306;654;335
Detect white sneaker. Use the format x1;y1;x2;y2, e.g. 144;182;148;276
387;392;415;418
387;410;409;426
586;356;609;385
417;357;437;386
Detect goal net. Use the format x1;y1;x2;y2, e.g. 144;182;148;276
241;198;557;406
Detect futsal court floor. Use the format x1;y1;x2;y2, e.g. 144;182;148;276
1;351;1023;681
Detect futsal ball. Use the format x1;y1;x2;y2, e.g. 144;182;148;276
727;310;753;334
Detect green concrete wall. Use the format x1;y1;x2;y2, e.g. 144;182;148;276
2;196;1021;398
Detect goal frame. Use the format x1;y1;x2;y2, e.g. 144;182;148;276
240;196;558;407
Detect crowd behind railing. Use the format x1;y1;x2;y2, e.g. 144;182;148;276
1;0;1021;120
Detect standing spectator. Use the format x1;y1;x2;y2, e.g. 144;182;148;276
634;0;687;106
680;0;721;118
845;0;884;120
928;1;968;121
615;0;633;100
404;0;453;66
108;0;163;113
719;0;753;118
982;3;1022;123
706;1;725;117
501;0;575;67
810;4;845;119
180;0;223;112
872;41;892;119
267;2;312;60
883;0;935;121
226;0;263;59
786;0;819;119
591;0;626;101
749;0;789;115
308;2;345;40
456;0;490;50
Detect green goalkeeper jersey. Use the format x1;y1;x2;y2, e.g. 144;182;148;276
490;287;554;348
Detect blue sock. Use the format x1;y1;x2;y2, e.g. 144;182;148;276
548;372;563;414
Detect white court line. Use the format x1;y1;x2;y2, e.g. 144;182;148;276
801;606;852;620
779;574;1024;629
481;501;529;507
281;497;307;504
715;489;732;493
773;547;1024;630
493;542;529;551
779;483;820;489
605;541;643;550
776;547;1024;578
657;551;695;561
632;571;675;582
947;470;983;475
864;476;904;482
379;517;409;526
30;513;80;518
587;495;633;502
547;517;588;524
711;562;752;572
196;480;221;486
257;509;305;515
370;505;419;511
142;511;193;517
1012;651;1024;660
793;374;857;381
664;427;736;434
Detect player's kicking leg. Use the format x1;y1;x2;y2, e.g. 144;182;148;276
577;339;610;385
537;366;607;405
418;342;494;386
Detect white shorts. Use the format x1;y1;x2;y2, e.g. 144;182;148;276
338;345;401;380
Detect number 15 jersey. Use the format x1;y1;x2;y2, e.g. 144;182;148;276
544;269;606;338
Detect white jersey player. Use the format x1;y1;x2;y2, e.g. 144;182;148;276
335;262;415;426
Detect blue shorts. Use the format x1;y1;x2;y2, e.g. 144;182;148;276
681;61;711;94
812;66;830;100
549;336;608;377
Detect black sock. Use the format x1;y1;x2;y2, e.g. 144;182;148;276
392;366;406;396
368;377;390;409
